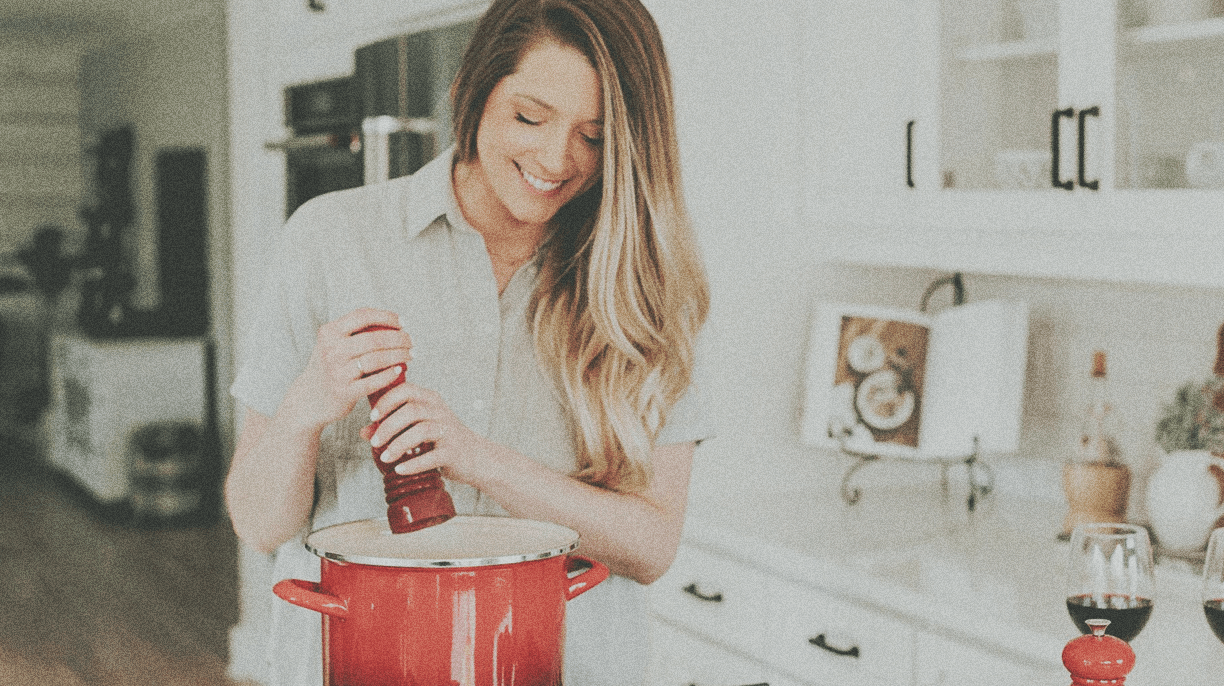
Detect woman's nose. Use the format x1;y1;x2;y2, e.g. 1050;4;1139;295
536;127;571;175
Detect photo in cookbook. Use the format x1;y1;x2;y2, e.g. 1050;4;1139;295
831;315;929;450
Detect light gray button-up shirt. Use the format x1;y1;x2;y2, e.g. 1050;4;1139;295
231;149;710;686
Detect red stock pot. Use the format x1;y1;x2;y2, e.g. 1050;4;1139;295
273;516;609;686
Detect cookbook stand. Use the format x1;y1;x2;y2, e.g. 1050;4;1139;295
833;429;993;513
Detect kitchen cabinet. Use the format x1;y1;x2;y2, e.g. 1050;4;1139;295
44;333;209;504
803;0;1224;289
800;0;938;194
647;540;1057;686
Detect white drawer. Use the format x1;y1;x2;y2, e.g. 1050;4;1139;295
648;619;801;686
765;578;914;686
648;544;773;657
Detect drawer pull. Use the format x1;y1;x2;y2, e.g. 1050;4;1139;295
810;634;860;658
681;583;723;602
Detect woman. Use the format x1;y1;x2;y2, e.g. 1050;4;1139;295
225;0;709;683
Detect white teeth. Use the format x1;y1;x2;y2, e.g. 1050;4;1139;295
521;168;562;192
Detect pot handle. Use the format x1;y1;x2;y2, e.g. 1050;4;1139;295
273;578;349;618
565;555;610;600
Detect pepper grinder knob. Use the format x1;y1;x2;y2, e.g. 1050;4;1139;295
355;324;455;534
1062;619;1135;685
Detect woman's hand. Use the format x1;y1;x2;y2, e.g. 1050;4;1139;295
363;383;488;484
281;308;414;431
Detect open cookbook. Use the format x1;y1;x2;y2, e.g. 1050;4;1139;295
801;300;1030;459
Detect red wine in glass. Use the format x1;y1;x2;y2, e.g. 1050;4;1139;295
1066;593;1154;643
1204;599;1224;643
1065;523;1156;644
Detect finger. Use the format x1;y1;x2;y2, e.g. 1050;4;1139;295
368;381;430;424
383;422;444;468
360;365;405;397
340;308;402;336
390;443;441;475
354;349;412;380
370;401;427;451
375;421;427;464
351;328;414;355
393;425;445;474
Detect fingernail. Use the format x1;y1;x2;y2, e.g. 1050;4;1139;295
370;408;379;421
378;450;390;463
395;463;409;475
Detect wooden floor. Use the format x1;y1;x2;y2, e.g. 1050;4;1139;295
0;433;244;685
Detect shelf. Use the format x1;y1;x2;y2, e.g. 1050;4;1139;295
957;38;1057;62
804;189;1224;290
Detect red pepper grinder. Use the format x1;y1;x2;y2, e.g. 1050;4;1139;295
355;325;455;534
1062;619;1135;686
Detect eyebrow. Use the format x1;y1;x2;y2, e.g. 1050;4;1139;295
512;93;603;126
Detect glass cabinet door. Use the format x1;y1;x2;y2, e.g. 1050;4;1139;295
939;0;1061;190
1116;2;1224;189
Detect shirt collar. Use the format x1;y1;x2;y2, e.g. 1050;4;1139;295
398;145;478;240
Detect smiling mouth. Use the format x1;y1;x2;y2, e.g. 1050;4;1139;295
518;165;563;193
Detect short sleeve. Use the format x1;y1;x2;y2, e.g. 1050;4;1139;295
229;200;330;417
655;331;715;448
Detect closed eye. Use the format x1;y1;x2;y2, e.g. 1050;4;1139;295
515;113;540;126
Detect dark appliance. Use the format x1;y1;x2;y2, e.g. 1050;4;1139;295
274;20;475;215
280;78;363;218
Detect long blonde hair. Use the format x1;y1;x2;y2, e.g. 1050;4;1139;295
452;0;708;493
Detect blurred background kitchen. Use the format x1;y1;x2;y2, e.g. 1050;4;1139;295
2;0;1224;684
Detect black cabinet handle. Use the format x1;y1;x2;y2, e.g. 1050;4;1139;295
906;120;916;188
1077;106;1100;190
1051;107;1075;190
810;634;860;658
682;583;723;602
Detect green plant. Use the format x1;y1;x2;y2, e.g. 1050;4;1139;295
1155;378;1224;454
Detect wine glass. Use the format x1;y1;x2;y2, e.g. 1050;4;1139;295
1065;523;1156;642
1202;527;1224;644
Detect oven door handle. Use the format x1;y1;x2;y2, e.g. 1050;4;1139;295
361;115;439;185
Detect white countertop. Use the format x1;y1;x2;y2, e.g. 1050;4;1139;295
681;468;1224;683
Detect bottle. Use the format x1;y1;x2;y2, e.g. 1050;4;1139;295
356;324;456;534
1061;350;1131;539
1076;351;1122;466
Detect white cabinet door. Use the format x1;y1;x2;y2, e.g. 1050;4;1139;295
648;620;799;686
765;579;915;686
647;544;775;659
914;631;1064;686
802;0;939;193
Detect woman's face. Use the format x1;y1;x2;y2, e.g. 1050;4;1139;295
471;39;605;233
